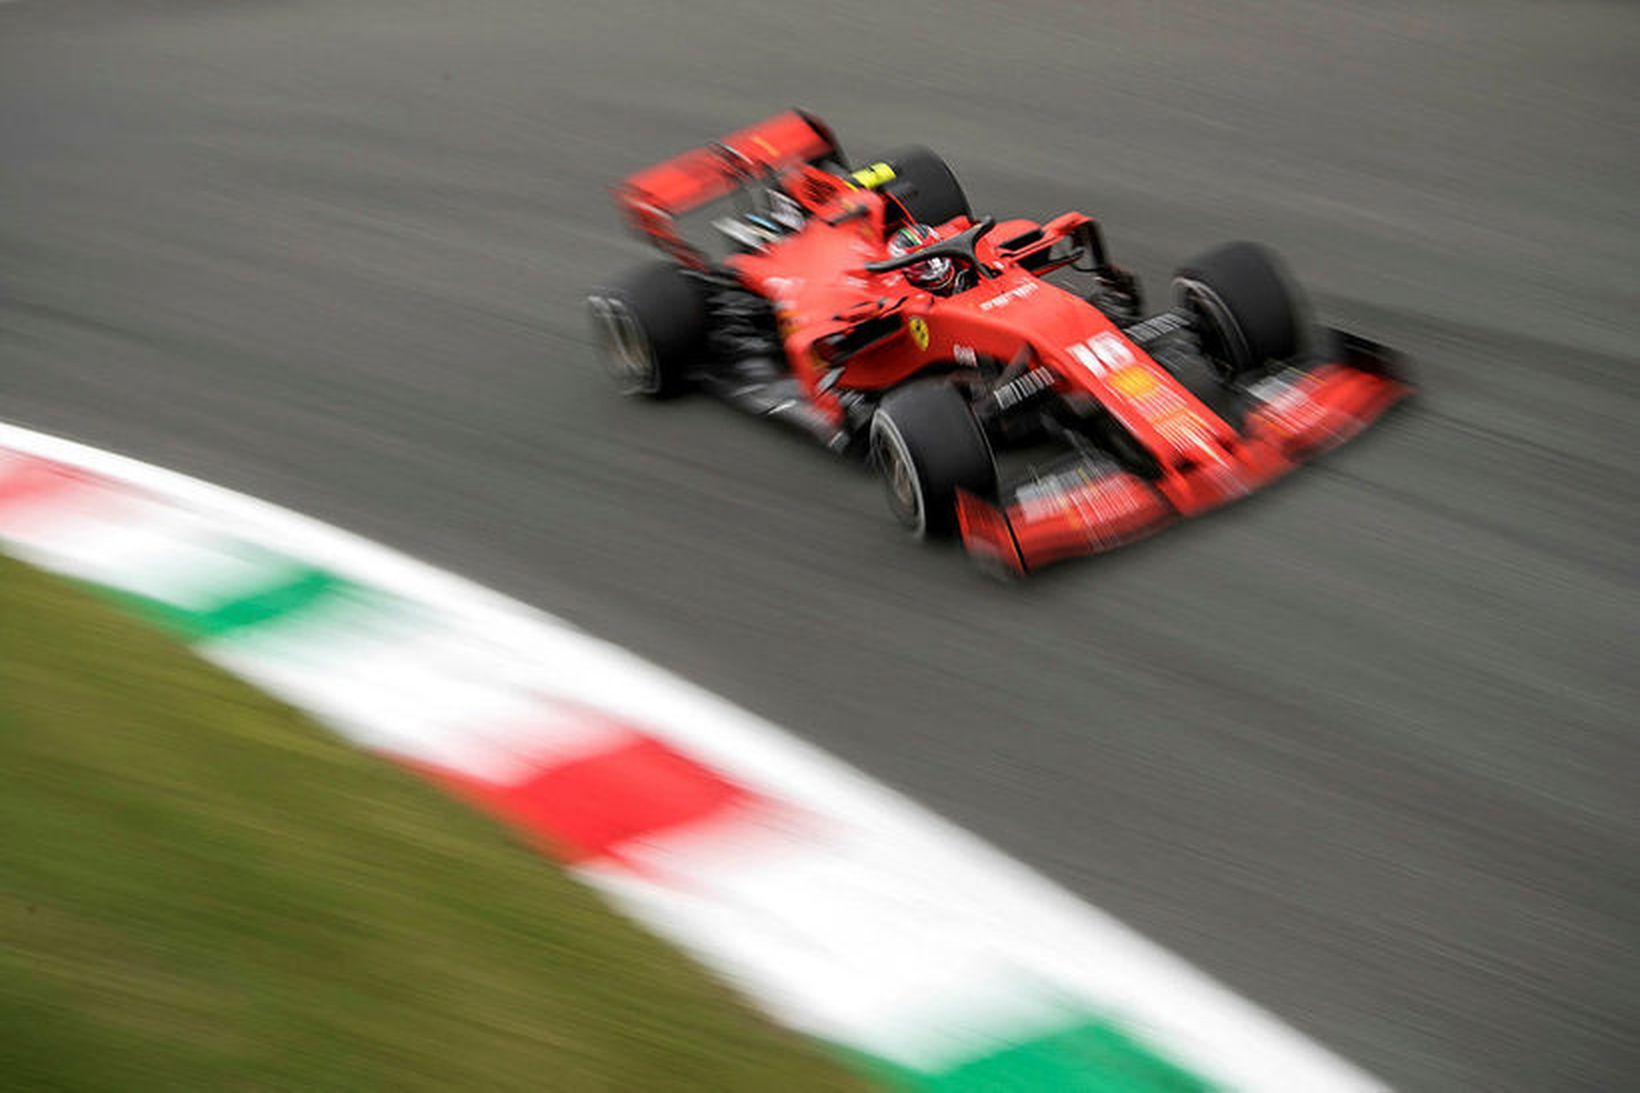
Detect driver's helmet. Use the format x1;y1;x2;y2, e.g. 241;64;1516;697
888;223;956;293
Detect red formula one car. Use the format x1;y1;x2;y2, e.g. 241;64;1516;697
588;111;1410;574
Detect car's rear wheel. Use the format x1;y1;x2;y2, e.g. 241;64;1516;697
870;380;996;539
587;262;707;398
876;147;972;228
1173;242;1304;381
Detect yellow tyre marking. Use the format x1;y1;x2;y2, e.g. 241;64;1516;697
849;162;897;189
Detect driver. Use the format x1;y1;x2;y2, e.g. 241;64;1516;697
886;223;958;294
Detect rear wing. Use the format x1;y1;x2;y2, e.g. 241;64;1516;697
613;110;841;268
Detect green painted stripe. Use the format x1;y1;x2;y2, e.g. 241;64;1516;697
75;564;363;639
844;1018;1210;1092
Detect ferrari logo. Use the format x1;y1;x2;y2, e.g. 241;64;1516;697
908;317;930;352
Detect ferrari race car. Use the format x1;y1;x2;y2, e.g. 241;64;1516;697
588;111;1410;574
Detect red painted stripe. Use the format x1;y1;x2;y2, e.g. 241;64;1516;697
0;454;101;516
405;726;764;871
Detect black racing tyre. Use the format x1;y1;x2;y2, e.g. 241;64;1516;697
586;262;708;398
870;380;997;539
1172;242;1305;381
878;147;972;228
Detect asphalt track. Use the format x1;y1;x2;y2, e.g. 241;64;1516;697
2;1;1636;1088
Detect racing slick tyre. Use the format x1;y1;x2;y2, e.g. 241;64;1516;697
870;380;997;539
1172;242;1304;381
878;147;972;228
587;262;708;398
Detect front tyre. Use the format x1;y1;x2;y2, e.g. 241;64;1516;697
1173;242;1304;382
870;380;996;539
587;262;707;398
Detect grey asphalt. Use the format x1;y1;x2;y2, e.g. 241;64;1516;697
3;1;1636;1088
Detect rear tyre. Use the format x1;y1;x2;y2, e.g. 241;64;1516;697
877;147;971;228
870;380;996;539
1173;242;1304;381
587;262;708;398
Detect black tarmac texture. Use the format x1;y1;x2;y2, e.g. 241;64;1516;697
3;2;1636;1088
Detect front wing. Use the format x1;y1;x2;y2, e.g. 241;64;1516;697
957;331;1412;574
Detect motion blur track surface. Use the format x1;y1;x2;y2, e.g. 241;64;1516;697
2;2;1635;1088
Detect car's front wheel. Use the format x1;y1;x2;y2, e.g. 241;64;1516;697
870;380;996;539
1173;242;1305;382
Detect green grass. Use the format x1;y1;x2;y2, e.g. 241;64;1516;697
0;554;860;1091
